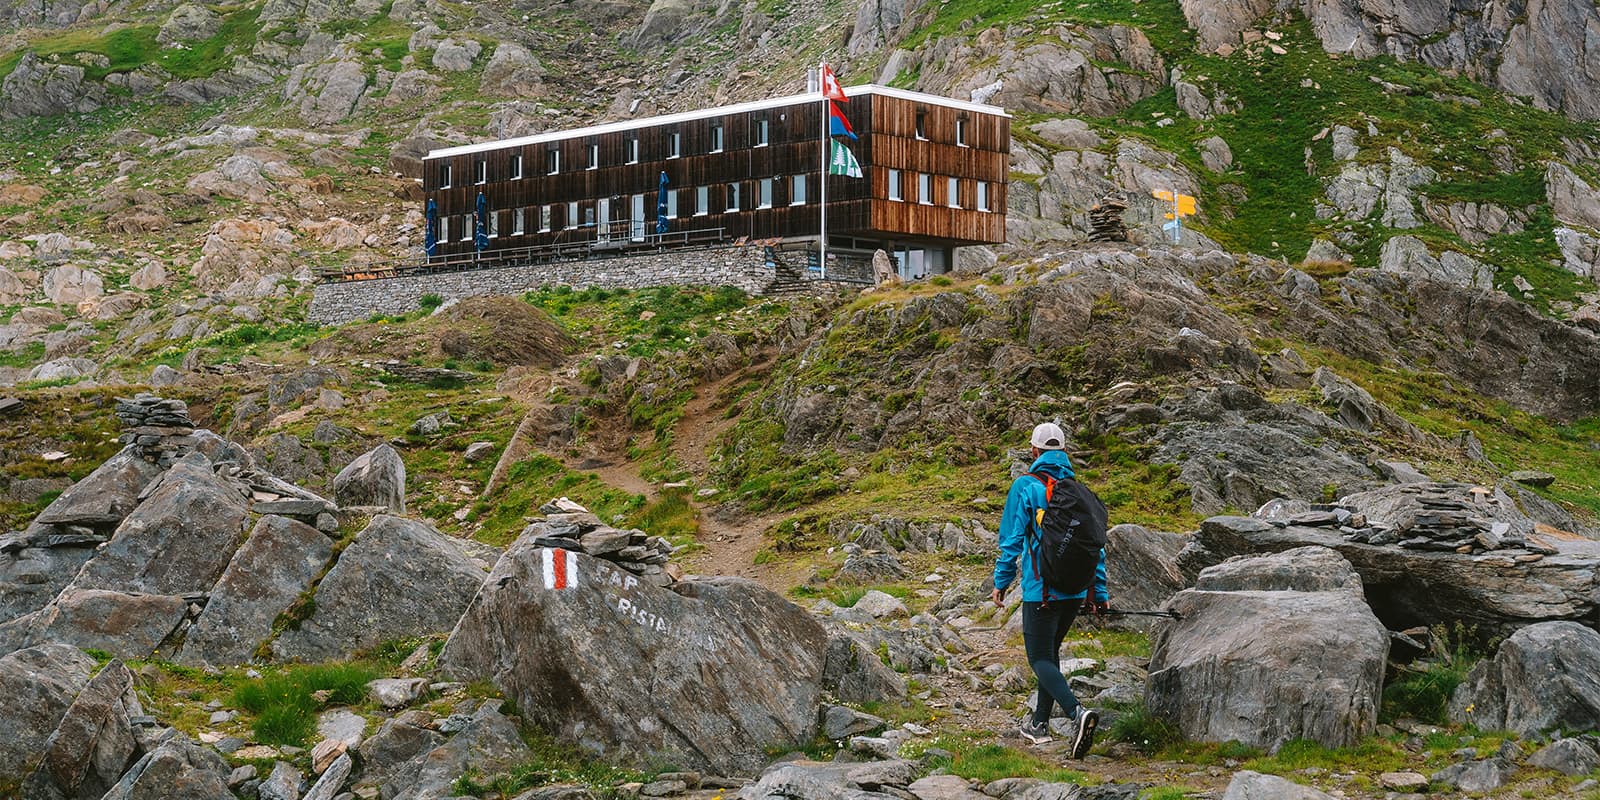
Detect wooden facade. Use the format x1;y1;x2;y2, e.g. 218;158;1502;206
422;86;1009;271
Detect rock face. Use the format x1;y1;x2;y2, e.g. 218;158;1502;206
1449;621;1600;736
0;53;106;119
22;659;140;800
1103;524;1187;629
271;515;486;662
1146;546;1388;751
42;265;105;306
23;589;189;659
178;515;334;666
441;541;878;775
332;443;406;513
0;643;97;782
100;734;234;800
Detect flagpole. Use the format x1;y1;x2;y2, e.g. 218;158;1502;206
818;62;828;281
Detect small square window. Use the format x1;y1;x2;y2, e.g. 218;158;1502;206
587;143;599;170
474;159;486;184
546;148;560;175
756;118;770;147
668;132;681;159
710;124;724;153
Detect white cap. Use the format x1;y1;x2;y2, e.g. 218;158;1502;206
1030;422;1067;450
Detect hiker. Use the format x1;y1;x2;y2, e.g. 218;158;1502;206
990;421;1109;757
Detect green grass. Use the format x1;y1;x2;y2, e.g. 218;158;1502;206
1240;737;1410;775
1106;701;1184;754
910;736;1091;783
1381;623;1490;724
898;0;1191;52
524;284;756;357
450;727;650;798
230;662;380;746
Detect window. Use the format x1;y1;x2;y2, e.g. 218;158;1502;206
695;186;708;216
757;178;773;208
755;118;769;147
791;174;806;205
587;143;599;170
488;209;499;238
726;182;740;211
439;163;452;188
888;169;902;201
512;207;525;234
540;205;552;232
460;214;472;241
915;110;928;140
977;181;990;212
626;137;640;164
582;205;595;227
439;216;448;242
510;154;522;180
956;117;968;147
546;148;560;175
947;177;960;208
666;190;678;219
918;173;932;205
667;132;681;159
710;124;724;153
474;159;486;184
566;201;579;229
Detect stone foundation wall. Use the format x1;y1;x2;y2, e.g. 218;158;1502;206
307;244;866;325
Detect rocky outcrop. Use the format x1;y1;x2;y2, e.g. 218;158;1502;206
19;589;189;659
1147;546;1388;751
1103;524;1187;629
1220;771;1337;800
479;43;544;98
22;659;140;800
285;60;368;125
42;265;105;306
0;643;97;781
0;54;106;119
99;734;234;800
1377;236;1493;289
441;539;894;775
270;515;486;662
331;443;406;513
1449;621;1600;736
178;515;333;666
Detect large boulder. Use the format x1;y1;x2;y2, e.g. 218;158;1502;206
736;759;920;800
1103;524;1187;630
332;443;406;513
0;643;97;782
22;659;140;800
178;516;334;666
99;734;234;800
31;448;164;534
270;515;486;662
393;703;530;800
441;541;889;775
21;589;189;659
70;452;250;596
1146;546;1388;751
1449;621;1600;736
42;265;105;306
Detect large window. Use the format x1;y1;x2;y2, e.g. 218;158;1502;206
918;173;932;205
512;207;525;234
566;201;579;229
755;118;770;147
726;182;740;211
510;154;522;180
587;143;599;170
626;137;640;164
888;169;902;201
439;163;452;188
977;181;990;212
540;205;552;232
474;159;486;184
546;148;560;175
666;190;678;219
695;186;709;216
791;174;806;205
668;132;681;159
947;177;960;208
710;124;724;153
757;178;773;209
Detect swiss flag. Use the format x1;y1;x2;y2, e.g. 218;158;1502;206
821;64;847;101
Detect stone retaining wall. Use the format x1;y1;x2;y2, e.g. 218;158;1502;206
307;244;869;325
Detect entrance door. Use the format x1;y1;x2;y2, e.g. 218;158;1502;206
631;193;646;241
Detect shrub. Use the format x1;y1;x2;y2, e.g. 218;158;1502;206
419;292;445;310
1106;700;1184;753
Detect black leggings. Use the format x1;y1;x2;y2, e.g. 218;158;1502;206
1022;600;1082;724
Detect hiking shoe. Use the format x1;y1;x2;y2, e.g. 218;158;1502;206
1018;718;1053;745
1069;707;1098;758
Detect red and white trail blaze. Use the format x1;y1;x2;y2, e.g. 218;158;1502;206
542;548;578;590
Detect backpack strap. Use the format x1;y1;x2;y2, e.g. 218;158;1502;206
1025;472;1057;605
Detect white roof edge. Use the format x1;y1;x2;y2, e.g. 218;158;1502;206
424;85;1010;160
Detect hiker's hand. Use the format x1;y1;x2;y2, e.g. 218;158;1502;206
1083;598;1109;617
991;587;1006;608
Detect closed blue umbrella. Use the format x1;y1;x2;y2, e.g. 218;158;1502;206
656;171;670;236
424;198;438;261
474;192;489;253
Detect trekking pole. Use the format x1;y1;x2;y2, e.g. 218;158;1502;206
1095;609;1184;620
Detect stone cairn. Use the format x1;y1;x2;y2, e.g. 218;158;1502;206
115;393;199;467
1089;198;1129;242
1271;483;1555;557
522;498;678;585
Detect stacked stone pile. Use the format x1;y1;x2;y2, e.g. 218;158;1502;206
1089;198;1129;242
1265;483;1553;556
114;393;198;467
521;498;677;585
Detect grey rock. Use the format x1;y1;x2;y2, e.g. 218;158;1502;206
367;677;429;708
1303;239;1349;264
302;752;351;800
27;357;97;383
71;452;250;596
463;441;496;462
21;589;188;659
356;718;443;793
0;54;105;119
736;760;907;799
431;39;482;72
331;443;406;513
22;659;140;800
1510;470;1556;488
157;3;221;44
258;760;302;800
1431;758;1512;793
1219;771;1336;800
1147;547;1387;751
1549;162;1600;229
822;705;886;740
395;704;529;800
288;61;368;126
0;643;96;780
99;734;234;800
149;365;181;388
178;515;333;666
271;515;485;661
1378;235;1493;289
1029;119;1104;151
42;265;105;306
441;542;873;775
479;43;543;97
1102;524;1186;631
1198;136;1233;172
1450;621;1600;736
1529;738;1600;776
315;709;367;748
851;590;908;619
906;774;987;799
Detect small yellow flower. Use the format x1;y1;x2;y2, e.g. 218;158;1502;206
1465;703;1476;714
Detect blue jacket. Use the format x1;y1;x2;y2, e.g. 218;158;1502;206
993;449;1109;604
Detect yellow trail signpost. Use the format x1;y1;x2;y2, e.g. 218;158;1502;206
1152;189;1197;243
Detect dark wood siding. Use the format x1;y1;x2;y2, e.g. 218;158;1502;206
423;91;1006;258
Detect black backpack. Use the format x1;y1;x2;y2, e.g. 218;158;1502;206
1027;472;1109;599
